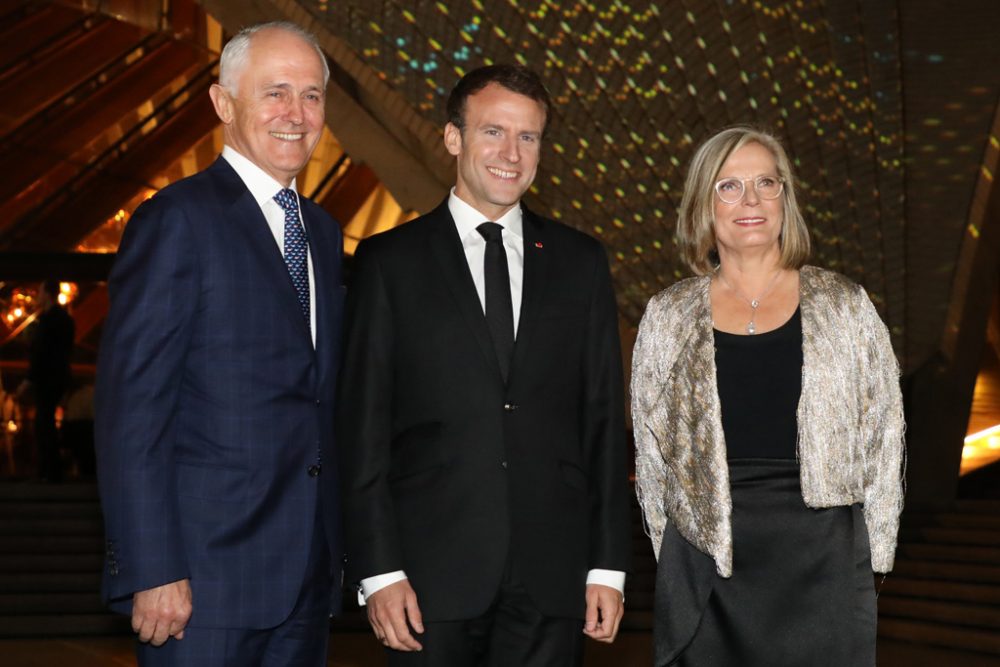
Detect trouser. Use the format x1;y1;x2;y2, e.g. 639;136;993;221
387;561;583;667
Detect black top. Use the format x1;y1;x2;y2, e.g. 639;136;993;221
714;307;802;459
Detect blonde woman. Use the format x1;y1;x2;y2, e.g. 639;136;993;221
632;126;904;665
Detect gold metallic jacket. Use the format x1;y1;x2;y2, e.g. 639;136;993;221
632;265;905;576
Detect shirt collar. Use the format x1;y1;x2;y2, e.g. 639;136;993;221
221;146;298;207
448;188;523;242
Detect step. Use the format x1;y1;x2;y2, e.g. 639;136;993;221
879;596;1000;630
0;482;99;501
896;543;1000;565
0;534;104;554
0;501;101;519
878;617;1000;655
0;591;106;614
0;571;101;593
0;552;103;573
878;637;1000;667
905;512;1000;530
880;577;1000;605
954;499;1000;514
0;516;104;536
900;526;1000;547
892;559;1000;584
0;612;130;638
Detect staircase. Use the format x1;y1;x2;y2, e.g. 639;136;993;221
0;481;128;637
4;478;999;663
876;500;1000;659
623;491;655;631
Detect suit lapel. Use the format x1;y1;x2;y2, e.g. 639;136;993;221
303;205;335;385
508;207;548;386
211;159;313;347
426;203;505;383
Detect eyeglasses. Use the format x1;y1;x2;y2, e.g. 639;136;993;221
714;176;784;204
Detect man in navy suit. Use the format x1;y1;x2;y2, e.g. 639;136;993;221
96;22;344;666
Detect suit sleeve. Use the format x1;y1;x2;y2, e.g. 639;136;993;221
95;195;199;602
336;239;403;583
581;243;632;573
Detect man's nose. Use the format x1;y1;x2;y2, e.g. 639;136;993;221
285;96;304;124
500;136;521;162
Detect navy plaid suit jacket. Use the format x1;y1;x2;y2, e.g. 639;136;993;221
96;158;344;628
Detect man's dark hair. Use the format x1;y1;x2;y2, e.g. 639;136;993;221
41;280;61;299
446;64;551;134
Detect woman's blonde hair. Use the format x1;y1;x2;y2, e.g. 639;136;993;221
676;126;810;275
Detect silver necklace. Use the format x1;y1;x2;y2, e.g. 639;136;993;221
717;269;782;335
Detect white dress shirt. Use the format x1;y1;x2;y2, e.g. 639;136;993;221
449;190;525;334
359;190;625;603
221;146;316;346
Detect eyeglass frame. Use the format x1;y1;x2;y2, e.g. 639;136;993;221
713;175;785;204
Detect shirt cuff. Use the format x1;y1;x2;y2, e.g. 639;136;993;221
357;571;408;606
586;569;626;595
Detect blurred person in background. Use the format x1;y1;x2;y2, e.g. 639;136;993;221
19;279;74;482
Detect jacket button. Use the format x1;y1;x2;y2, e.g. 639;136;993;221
503;403;518;412
307;464;321;477
500;460;508;469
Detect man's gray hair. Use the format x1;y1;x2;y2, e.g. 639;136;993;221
219;21;330;95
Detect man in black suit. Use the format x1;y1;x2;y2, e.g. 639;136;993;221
338;64;631;666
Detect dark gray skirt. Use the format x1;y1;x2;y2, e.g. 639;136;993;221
654;459;876;667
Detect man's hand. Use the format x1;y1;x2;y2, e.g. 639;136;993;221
132;579;192;646
583;583;623;643
366;579;424;651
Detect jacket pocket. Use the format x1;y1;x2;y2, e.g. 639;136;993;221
388;422;448;484
558;459;588;492
175;461;249;501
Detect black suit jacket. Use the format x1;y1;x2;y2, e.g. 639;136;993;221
337;200;631;621
96;158;344;628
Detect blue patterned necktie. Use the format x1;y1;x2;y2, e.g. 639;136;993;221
273;188;310;329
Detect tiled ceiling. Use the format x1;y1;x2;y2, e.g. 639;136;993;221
200;1;1000;373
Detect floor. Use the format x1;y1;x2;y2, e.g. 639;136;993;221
0;631;653;666
3;633;999;666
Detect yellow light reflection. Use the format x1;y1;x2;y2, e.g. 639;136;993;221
962;424;1000;475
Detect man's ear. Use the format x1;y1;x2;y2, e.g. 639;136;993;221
443;122;463;157
209;84;234;124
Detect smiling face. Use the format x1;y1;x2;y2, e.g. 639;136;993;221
712;141;785;263
209;28;326;187
443;83;545;220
